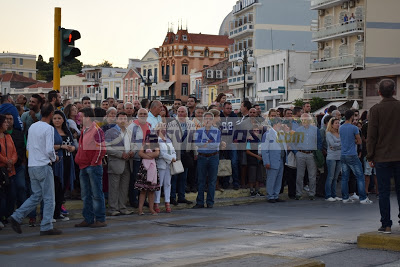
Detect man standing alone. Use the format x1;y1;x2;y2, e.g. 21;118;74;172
9;103;61;236
368;79;400;234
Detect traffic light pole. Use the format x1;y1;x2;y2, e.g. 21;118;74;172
53;7;61;92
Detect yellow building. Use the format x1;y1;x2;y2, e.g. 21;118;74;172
207;85;218;106
0;53;36;79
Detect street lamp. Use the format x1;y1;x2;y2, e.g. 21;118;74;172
233;48;256;101
95;90;99;107
140;75;156;100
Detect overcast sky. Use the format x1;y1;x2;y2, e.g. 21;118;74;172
2;0;234;67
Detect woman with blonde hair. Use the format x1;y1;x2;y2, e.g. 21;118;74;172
154;123;176;213
325;118;342;202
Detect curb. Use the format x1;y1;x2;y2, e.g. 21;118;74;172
357;231;400;252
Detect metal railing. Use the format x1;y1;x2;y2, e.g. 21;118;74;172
150;95;175;101
304;87;362;100
227;74;255;86
311;0;346;9
312;21;364;41
310;55;364;71
229;23;254;38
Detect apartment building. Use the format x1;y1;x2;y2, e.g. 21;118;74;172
60;74;86;102
228;0;316;102
140;48;159;101
306;0;400;109
122;68;141;103
0;53;37;80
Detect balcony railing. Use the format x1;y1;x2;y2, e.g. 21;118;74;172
150;95;175;101
310;0;347;10
229;48;253;62
312;21;364;41
229;23;254;39
227;74;255;86
310;55;364;71
304;87;362;101
162;74;169;81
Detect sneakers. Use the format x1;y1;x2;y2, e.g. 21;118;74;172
360;198;373;204
335;197;343;201
378;226;391;234
108;210;121;216
55;215;70;222
40;228;62;236
325;197;336;202
29;218;36;227
304;185;310;192
350;193;360;200
342;198;354;203
61;205;69;216
250;191;256;198
256;192;265;197
295;195;302;200
9;216;22;234
119;210;134;215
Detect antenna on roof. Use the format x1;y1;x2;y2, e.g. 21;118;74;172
186;20;188;30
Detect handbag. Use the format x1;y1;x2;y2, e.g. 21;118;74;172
285;151;297;169
0;136;10;189
170;160;184;176
313;150;325;168
217;159;232;177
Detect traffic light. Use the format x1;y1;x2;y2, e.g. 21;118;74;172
60;27;81;65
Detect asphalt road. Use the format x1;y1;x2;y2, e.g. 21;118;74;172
1;195;400;267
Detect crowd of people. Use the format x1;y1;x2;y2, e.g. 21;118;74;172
1;79;399;236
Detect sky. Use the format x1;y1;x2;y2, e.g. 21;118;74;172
2;0;234;67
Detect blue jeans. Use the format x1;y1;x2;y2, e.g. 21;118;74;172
12;165;55;231
196;154;219;206
80;165;106;223
341;155;367;201
129;160;141;206
325;160;341;199
375;161;400;228
228;145;240;187
7;165;27;216
266;162;284;200
171;168;188;201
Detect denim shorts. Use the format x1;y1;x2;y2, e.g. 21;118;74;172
364;157;376;176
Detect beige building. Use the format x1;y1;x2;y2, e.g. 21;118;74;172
306;0;400;109
60;74;86;102
0;53;37;79
140;48;159;100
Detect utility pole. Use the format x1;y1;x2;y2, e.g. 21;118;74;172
53;7;61;92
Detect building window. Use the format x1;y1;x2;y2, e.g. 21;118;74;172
276;65;280;81
98;72;101;78
182;64;188;75
183;48;188;56
135;78;139;92
172;64;175;75
204;49;209;57
224;51;228;58
280;64;284;80
271;66;275;81
125;96;128;102
183;35;187;41
130;79;133;91
19;58;23;65
19;72;23;76
175;35;179;40
154;68;158;82
12;58;16;64
116;87;120;99
104;88;108;98
125;79;128;92
143;69;147;77
172;49;175;56
130;96;133;102
181;83;188;95
262;67;266;82
29;73;32;78
1;71;5;75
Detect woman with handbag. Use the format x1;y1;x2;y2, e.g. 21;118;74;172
135;134;160;215
0;114;18;227
154;123;176;213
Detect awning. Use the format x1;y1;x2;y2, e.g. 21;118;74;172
152;81;175;91
304;68;353;87
313;101;346;115
276;104;294;109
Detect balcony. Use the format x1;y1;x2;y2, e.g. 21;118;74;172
229;48;253;62
310;0;348;10
310;55;364;72
229;23;254;39
233;0;258;14
304;86;362;101
162;74;169;82
150;95;175;101
227;74;255;86
312;21;364;42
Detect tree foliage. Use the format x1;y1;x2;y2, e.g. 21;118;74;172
36;56;83;82
293;98;305;108
310;97;327;113
96;60;112;67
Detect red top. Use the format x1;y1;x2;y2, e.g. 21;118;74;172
75;122;106;169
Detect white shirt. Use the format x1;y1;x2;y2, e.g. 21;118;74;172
27;121;56;167
122;129;131;153
147;112;162;130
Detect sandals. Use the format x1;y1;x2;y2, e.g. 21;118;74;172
165;203;172;213
154;204;161;213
